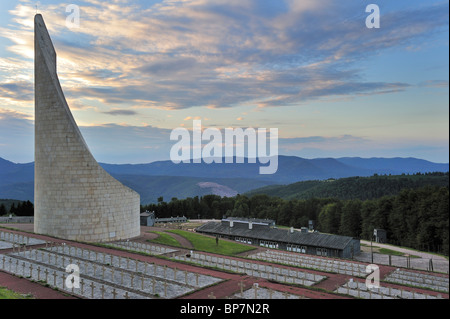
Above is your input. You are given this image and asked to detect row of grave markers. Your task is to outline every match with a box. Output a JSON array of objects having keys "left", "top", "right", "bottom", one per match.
[
  {"left": 0, "top": 255, "right": 152, "bottom": 299},
  {"left": 175, "top": 252, "right": 326, "bottom": 286},
  {"left": 205, "top": 281, "right": 306, "bottom": 299},
  {"left": 253, "top": 248, "right": 449, "bottom": 294},
  {"left": 1, "top": 243, "right": 222, "bottom": 299},
  {"left": 335, "top": 279, "right": 445, "bottom": 299},
  {"left": 235, "top": 282, "right": 307, "bottom": 299},
  {"left": 385, "top": 269, "right": 449, "bottom": 293},
  {"left": 0, "top": 230, "right": 45, "bottom": 246},
  {"left": 108, "top": 240, "right": 177, "bottom": 255},
  {"left": 250, "top": 250, "right": 367, "bottom": 277},
  {"left": 44, "top": 244, "right": 211, "bottom": 287}
]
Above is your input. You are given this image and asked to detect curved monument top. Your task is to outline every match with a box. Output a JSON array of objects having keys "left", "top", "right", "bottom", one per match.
[
  {"left": 35, "top": 14, "right": 56, "bottom": 71},
  {"left": 34, "top": 13, "right": 91, "bottom": 155}
]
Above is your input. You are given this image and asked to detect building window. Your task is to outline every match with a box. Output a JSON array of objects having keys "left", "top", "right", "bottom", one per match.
[
  {"left": 235, "top": 237, "right": 252, "bottom": 244},
  {"left": 260, "top": 240, "right": 277, "bottom": 248},
  {"left": 287, "top": 244, "right": 305, "bottom": 253}
]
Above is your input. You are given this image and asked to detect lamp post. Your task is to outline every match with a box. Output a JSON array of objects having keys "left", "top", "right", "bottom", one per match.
[{"left": 371, "top": 235, "right": 374, "bottom": 264}]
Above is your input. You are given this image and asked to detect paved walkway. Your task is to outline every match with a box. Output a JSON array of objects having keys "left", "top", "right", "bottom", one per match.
[
  {"left": 139, "top": 226, "right": 195, "bottom": 249},
  {"left": 357, "top": 240, "right": 449, "bottom": 273},
  {"left": 0, "top": 271, "right": 77, "bottom": 299}
]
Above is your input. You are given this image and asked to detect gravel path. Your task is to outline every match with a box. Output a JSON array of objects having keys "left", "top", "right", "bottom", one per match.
[
  {"left": 357, "top": 240, "right": 449, "bottom": 273},
  {"left": 360, "top": 240, "right": 448, "bottom": 261}
]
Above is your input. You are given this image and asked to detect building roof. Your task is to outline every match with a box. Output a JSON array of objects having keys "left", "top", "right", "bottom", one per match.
[
  {"left": 196, "top": 221, "right": 356, "bottom": 250},
  {"left": 222, "top": 217, "right": 275, "bottom": 226},
  {"left": 140, "top": 212, "right": 153, "bottom": 217},
  {"left": 155, "top": 216, "right": 187, "bottom": 222}
]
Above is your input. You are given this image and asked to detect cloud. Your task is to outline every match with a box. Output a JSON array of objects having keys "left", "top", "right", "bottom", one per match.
[
  {"left": 0, "top": 0, "right": 447, "bottom": 164},
  {"left": 1, "top": 0, "right": 447, "bottom": 113},
  {"left": 78, "top": 123, "right": 173, "bottom": 163},
  {"left": 0, "top": 81, "right": 34, "bottom": 102},
  {"left": 135, "top": 57, "right": 198, "bottom": 76},
  {"left": 0, "top": 108, "right": 32, "bottom": 121},
  {"left": 0, "top": 108, "right": 34, "bottom": 162},
  {"left": 279, "top": 135, "right": 371, "bottom": 151},
  {"left": 102, "top": 109, "right": 139, "bottom": 116},
  {"left": 0, "top": 108, "right": 173, "bottom": 164},
  {"left": 277, "top": 134, "right": 449, "bottom": 163},
  {"left": 0, "top": 109, "right": 447, "bottom": 164},
  {"left": 418, "top": 80, "right": 449, "bottom": 88}
]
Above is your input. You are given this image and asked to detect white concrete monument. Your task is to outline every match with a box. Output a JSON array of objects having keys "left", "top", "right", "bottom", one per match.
[{"left": 34, "top": 14, "right": 140, "bottom": 242}]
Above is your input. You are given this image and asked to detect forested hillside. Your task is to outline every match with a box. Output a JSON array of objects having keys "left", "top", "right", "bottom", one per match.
[
  {"left": 142, "top": 185, "right": 449, "bottom": 255},
  {"left": 244, "top": 172, "right": 449, "bottom": 200},
  {"left": 0, "top": 199, "right": 34, "bottom": 216}
]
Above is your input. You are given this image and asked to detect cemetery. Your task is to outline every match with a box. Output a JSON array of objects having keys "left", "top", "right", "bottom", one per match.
[
  {"left": 174, "top": 252, "right": 326, "bottom": 286},
  {"left": 0, "top": 231, "right": 223, "bottom": 299},
  {"left": 0, "top": 227, "right": 449, "bottom": 299},
  {"left": 249, "top": 249, "right": 368, "bottom": 277},
  {"left": 105, "top": 240, "right": 178, "bottom": 256},
  {"left": 231, "top": 283, "right": 306, "bottom": 299},
  {"left": 0, "top": 231, "right": 47, "bottom": 249},
  {"left": 334, "top": 278, "right": 445, "bottom": 299},
  {"left": 384, "top": 269, "right": 449, "bottom": 293}
]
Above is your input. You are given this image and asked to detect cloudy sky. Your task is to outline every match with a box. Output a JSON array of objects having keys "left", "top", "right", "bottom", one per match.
[{"left": 0, "top": 0, "right": 448, "bottom": 164}]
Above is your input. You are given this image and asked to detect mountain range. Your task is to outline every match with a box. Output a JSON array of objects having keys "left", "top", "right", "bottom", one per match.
[{"left": 0, "top": 156, "right": 448, "bottom": 204}]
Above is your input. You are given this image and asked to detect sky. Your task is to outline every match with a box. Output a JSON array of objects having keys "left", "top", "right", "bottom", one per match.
[{"left": 0, "top": 0, "right": 448, "bottom": 164}]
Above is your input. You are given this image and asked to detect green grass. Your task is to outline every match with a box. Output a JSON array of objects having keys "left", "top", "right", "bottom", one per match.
[
  {"left": 146, "top": 231, "right": 182, "bottom": 248},
  {"left": 166, "top": 229, "right": 255, "bottom": 256},
  {"left": 378, "top": 248, "right": 420, "bottom": 258},
  {"left": 0, "top": 286, "right": 33, "bottom": 299}
]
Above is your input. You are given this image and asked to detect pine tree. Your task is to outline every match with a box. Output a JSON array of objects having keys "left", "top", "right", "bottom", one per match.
[
  {"left": 0, "top": 204, "right": 7, "bottom": 216},
  {"left": 339, "top": 200, "right": 362, "bottom": 237}
]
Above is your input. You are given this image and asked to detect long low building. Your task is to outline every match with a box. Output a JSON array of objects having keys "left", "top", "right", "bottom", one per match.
[{"left": 196, "top": 218, "right": 360, "bottom": 259}]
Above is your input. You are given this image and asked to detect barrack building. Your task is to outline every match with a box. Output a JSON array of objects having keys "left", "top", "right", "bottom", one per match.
[{"left": 196, "top": 217, "right": 360, "bottom": 259}]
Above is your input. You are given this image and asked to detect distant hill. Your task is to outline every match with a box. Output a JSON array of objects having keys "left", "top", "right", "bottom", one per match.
[
  {"left": 0, "top": 155, "right": 448, "bottom": 204},
  {"left": 245, "top": 173, "right": 450, "bottom": 200},
  {"left": 100, "top": 156, "right": 449, "bottom": 183},
  {"left": 109, "top": 174, "right": 272, "bottom": 204},
  {"left": 336, "top": 157, "right": 449, "bottom": 175},
  {"left": 0, "top": 173, "right": 272, "bottom": 205},
  {"left": 0, "top": 158, "right": 34, "bottom": 186}
]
